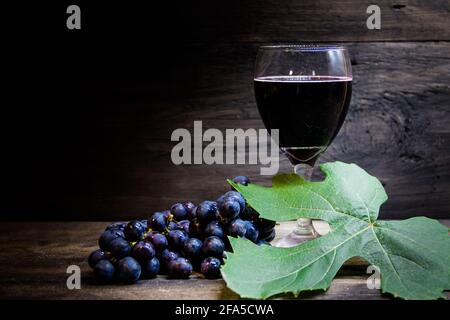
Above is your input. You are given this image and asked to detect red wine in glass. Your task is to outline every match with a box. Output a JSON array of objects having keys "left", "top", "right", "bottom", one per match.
[
  {"left": 254, "top": 75, "right": 352, "bottom": 166},
  {"left": 254, "top": 45, "right": 353, "bottom": 247}
]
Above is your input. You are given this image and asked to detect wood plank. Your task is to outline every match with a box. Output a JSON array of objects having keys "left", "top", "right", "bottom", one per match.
[
  {"left": 17, "top": 1, "right": 450, "bottom": 45},
  {"left": 165, "top": 0, "right": 450, "bottom": 42},
  {"left": 0, "top": 221, "right": 448, "bottom": 299},
  {"left": 7, "top": 41, "right": 449, "bottom": 220},
  {"left": 6, "top": 0, "right": 450, "bottom": 57}
]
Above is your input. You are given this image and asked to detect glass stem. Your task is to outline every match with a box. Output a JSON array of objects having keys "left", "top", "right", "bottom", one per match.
[{"left": 293, "top": 163, "right": 315, "bottom": 236}]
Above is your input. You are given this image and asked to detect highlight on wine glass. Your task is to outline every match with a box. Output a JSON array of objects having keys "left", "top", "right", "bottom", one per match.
[{"left": 253, "top": 45, "right": 352, "bottom": 247}]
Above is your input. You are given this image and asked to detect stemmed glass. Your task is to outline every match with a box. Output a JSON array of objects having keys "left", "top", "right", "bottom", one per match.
[{"left": 254, "top": 45, "right": 352, "bottom": 247}]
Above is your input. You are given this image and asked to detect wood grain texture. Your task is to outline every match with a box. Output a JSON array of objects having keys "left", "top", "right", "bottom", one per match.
[
  {"left": 3, "top": 2, "right": 450, "bottom": 220},
  {"left": 6, "top": 0, "right": 450, "bottom": 50},
  {"left": 9, "top": 41, "right": 450, "bottom": 220},
  {"left": 164, "top": 0, "right": 450, "bottom": 42},
  {"left": 1, "top": 221, "right": 448, "bottom": 299},
  {"left": 74, "top": 0, "right": 450, "bottom": 46}
]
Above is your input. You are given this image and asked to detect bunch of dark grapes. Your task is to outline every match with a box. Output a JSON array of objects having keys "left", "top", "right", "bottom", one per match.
[{"left": 88, "top": 175, "right": 276, "bottom": 283}]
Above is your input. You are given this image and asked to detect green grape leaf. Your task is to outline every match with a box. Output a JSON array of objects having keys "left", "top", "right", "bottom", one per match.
[{"left": 222, "top": 162, "right": 450, "bottom": 300}]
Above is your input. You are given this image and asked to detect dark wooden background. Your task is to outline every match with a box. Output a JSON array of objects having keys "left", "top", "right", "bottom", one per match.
[{"left": 3, "top": 0, "right": 450, "bottom": 220}]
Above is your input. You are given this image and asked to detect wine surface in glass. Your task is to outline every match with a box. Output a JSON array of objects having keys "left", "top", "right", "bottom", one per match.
[{"left": 254, "top": 75, "right": 352, "bottom": 165}]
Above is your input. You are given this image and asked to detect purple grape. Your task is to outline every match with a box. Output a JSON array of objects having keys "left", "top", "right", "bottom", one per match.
[
  {"left": 178, "top": 220, "right": 190, "bottom": 234},
  {"left": 232, "top": 176, "right": 250, "bottom": 186},
  {"left": 109, "top": 237, "right": 131, "bottom": 259},
  {"left": 105, "top": 221, "right": 126, "bottom": 231},
  {"left": 218, "top": 197, "right": 241, "bottom": 220},
  {"left": 200, "top": 257, "right": 221, "bottom": 279},
  {"left": 204, "top": 220, "right": 224, "bottom": 239},
  {"left": 168, "top": 257, "right": 193, "bottom": 279},
  {"left": 93, "top": 260, "right": 115, "bottom": 283},
  {"left": 223, "top": 191, "right": 246, "bottom": 211},
  {"left": 117, "top": 257, "right": 141, "bottom": 283},
  {"left": 244, "top": 220, "right": 259, "bottom": 243},
  {"left": 183, "top": 238, "right": 203, "bottom": 261},
  {"left": 88, "top": 249, "right": 110, "bottom": 269},
  {"left": 145, "top": 231, "right": 168, "bottom": 252},
  {"left": 196, "top": 201, "right": 218, "bottom": 223},
  {"left": 160, "top": 249, "right": 179, "bottom": 267},
  {"left": 170, "top": 203, "right": 188, "bottom": 220},
  {"left": 183, "top": 202, "right": 196, "bottom": 220},
  {"left": 228, "top": 218, "right": 247, "bottom": 238},
  {"left": 98, "top": 229, "right": 124, "bottom": 251},
  {"left": 202, "top": 236, "right": 224, "bottom": 258},
  {"left": 167, "top": 221, "right": 179, "bottom": 231},
  {"left": 124, "top": 220, "right": 146, "bottom": 242},
  {"left": 168, "top": 230, "right": 189, "bottom": 250},
  {"left": 132, "top": 241, "right": 156, "bottom": 263},
  {"left": 148, "top": 212, "right": 168, "bottom": 232},
  {"left": 142, "top": 257, "right": 160, "bottom": 278}
]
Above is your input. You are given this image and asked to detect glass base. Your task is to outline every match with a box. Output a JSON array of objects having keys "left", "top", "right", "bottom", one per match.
[
  {"left": 273, "top": 218, "right": 319, "bottom": 247},
  {"left": 273, "top": 230, "right": 318, "bottom": 247}
]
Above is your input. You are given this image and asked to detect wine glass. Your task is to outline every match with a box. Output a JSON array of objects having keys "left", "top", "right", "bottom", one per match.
[{"left": 254, "top": 45, "right": 352, "bottom": 247}]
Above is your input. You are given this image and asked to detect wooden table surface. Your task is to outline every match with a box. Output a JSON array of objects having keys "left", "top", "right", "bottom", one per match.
[{"left": 0, "top": 220, "right": 448, "bottom": 300}]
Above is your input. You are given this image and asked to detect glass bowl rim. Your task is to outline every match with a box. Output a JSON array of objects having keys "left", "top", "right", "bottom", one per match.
[{"left": 258, "top": 44, "right": 347, "bottom": 52}]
